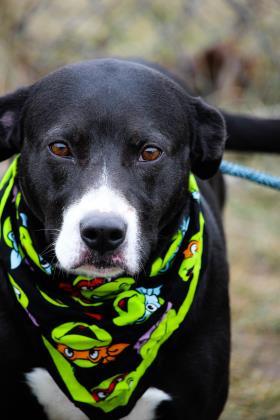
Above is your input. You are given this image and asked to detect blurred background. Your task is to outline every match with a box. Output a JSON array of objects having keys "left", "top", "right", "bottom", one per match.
[{"left": 0, "top": 0, "right": 279, "bottom": 418}]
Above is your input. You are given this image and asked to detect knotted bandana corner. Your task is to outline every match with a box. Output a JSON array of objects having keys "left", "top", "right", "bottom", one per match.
[{"left": 0, "top": 157, "right": 206, "bottom": 419}]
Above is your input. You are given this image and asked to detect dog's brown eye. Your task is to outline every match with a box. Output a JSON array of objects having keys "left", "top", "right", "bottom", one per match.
[
  {"left": 139, "top": 146, "right": 162, "bottom": 162},
  {"left": 49, "top": 142, "right": 72, "bottom": 158}
]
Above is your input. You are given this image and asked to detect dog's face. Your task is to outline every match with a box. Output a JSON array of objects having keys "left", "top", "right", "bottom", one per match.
[{"left": 0, "top": 59, "right": 226, "bottom": 278}]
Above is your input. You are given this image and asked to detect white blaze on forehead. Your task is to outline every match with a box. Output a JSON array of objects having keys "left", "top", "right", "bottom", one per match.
[{"left": 55, "top": 182, "right": 140, "bottom": 276}]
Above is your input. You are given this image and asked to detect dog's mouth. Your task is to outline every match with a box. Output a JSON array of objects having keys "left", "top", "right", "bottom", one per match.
[{"left": 70, "top": 251, "right": 127, "bottom": 278}]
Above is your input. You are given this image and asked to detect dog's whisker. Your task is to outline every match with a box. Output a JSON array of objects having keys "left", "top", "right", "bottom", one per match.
[
  {"left": 40, "top": 242, "right": 56, "bottom": 258},
  {"left": 35, "top": 228, "right": 60, "bottom": 233}
]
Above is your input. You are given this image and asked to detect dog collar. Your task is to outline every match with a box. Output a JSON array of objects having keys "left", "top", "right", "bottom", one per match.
[{"left": 0, "top": 157, "right": 205, "bottom": 419}]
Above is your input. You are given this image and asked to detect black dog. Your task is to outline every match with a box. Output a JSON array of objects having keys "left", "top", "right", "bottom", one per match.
[{"left": 0, "top": 59, "right": 278, "bottom": 420}]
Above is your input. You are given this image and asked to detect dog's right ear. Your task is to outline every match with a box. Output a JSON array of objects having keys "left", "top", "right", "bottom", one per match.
[{"left": 0, "top": 87, "right": 30, "bottom": 161}]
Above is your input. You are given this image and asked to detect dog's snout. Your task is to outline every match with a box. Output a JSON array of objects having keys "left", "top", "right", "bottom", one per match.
[{"left": 80, "top": 214, "right": 127, "bottom": 253}]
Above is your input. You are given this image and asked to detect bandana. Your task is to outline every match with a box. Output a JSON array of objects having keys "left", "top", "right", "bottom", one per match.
[{"left": 0, "top": 157, "right": 206, "bottom": 419}]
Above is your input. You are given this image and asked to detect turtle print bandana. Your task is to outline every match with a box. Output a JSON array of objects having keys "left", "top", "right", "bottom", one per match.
[{"left": 0, "top": 157, "right": 206, "bottom": 419}]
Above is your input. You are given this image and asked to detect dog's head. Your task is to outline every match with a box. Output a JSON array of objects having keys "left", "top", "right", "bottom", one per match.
[{"left": 0, "top": 59, "right": 226, "bottom": 278}]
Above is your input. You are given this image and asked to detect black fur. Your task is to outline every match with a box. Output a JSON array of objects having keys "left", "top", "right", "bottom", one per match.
[
  {"left": 224, "top": 111, "right": 280, "bottom": 153},
  {"left": 0, "top": 58, "right": 274, "bottom": 419}
]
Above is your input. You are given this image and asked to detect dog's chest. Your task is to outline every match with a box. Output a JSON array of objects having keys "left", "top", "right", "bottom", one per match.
[{"left": 26, "top": 368, "right": 171, "bottom": 420}]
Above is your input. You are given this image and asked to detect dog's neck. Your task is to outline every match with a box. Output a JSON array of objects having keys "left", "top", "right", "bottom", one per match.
[{"left": 148, "top": 193, "right": 192, "bottom": 265}]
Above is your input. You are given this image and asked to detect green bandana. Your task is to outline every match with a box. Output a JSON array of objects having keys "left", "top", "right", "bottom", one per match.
[{"left": 0, "top": 157, "right": 205, "bottom": 419}]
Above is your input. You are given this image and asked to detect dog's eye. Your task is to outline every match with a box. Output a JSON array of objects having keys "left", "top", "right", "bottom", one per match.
[
  {"left": 139, "top": 146, "right": 162, "bottom": 162},
  {"left": 49, "top": 142, "right": 72, "bottom": 158}
]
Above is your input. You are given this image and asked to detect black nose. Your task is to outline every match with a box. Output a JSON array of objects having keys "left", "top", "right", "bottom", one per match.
[{"left": 80, "top": 214, "right": 127, "bottom": 253}]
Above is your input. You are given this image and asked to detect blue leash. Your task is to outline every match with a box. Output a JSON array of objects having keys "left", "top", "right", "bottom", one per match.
[{"left": 220, "top": 160, "right": 280, "bottom": 191}]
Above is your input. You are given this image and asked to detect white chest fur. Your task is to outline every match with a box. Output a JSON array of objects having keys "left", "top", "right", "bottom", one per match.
[{"left": 26, "top": 368, "right": 171, "bottom": 420}]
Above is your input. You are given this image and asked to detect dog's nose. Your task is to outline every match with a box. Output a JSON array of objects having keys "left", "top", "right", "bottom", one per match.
[{"left": 80, "top": 214, "right": 127, "bottom": 253}]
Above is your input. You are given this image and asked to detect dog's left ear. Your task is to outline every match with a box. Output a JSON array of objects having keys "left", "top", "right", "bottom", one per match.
[
  {"left": 190, "top": 97, "right": 226, "bottom": 179},
  {"left": 0, "top": 86, "right": 30, "bottom": 161}
]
